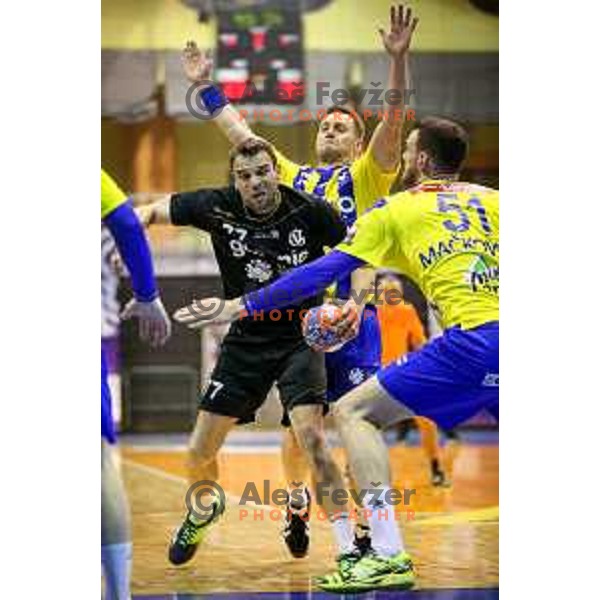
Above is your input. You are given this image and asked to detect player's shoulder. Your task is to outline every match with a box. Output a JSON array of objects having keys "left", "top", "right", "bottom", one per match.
[
  {"left": 101, "top": 168, "right": 121, "bottom": 195},
  {"left": 101, "top": 168, "right": 128, "bottom": 217},
  {"left": 191, "top": 185, "right": 235, "bottom": 206},
  {"left": 350, "top": 145, "right": 378, "bottom": 171},
  {"left": 279, "top": 184, "right": 330, "bottom": 212}
]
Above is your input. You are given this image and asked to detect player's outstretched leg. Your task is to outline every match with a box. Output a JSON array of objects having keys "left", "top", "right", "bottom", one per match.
[
  {"left": 168, "top": 410, "right": 234, "bottom": 565},
  {"left": 318, "top": 377, "right": 417, "bottom": 592},
  {"left": 281, "top": 426, "right": 312, "bottom": 558}
]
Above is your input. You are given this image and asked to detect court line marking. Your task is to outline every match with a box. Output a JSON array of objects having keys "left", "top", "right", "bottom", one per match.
[
  {"left": 417, "top": 506, "right": 499, "bottom": 526},
  {"left": 124, "top": 444, "right": 282, "bottom": 454},
  {"left": 124, "top": 457, "right": 498, "bottom": 525},
  {"left": 122, "top": 457, "right": 269, "bottom": 508}
]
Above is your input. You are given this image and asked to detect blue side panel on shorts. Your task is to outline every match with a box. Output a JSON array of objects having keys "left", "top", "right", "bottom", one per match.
[
  {"left": 101, "top": 348, "right": 117, "bottom": 444},
  {"left": 377, "top": 322, "right": 499, "bottom": 430},
  {"left": 326, "top": 305, "right": 381, "bottom": 402},
  {"left": 328, "top": 305, "right": 381, "bottom": 367},
  {"left": 325, "top": 363, "right": 379, "bottom": 402}
]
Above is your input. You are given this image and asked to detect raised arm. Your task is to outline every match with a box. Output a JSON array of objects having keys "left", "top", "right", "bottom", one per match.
[
  {"left": 367, "top": 5, "right": 418, "bottom": 171},
  {"left": 182, "top": 41, "right": 259, "bottom": 147}
]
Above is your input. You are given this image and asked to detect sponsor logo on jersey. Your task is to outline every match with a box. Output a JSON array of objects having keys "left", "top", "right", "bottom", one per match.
[
  {"left": 466, "top": 255, "right": 499, "bottom": 294},
  {"left": 288, "top": 228, "right": 306, "bottom": 247},
  {"left": 245, "top": 258, "right": 273, "bottom": 283}
]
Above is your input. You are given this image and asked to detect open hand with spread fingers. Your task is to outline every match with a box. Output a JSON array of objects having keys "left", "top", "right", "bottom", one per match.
[
  {"left": 378, "top": 4, "right": 419, "bottom": 59},
  {"left": 182, "top": 40, "right": 214, "bottom": 84}
]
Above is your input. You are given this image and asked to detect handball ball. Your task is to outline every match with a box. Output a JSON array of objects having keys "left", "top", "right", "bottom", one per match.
[{"left": 302, "top": 304, "right": 348, "bottom": 353}]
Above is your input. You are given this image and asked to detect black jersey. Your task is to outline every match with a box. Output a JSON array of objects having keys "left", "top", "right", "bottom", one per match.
[{"left": 170, "top": 184, "right": 347, "bottom": 335}]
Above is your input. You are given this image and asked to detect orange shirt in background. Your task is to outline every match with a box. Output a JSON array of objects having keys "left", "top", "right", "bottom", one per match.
[{"left": 378, "top": 301, "right": 426, "bottom": 366}]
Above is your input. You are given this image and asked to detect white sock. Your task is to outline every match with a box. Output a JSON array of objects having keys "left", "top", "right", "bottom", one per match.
[
  {"left": 331, "top": 513, "right": 355, "bottom": 555},
  {"left": 364, "top": 486, "right": 404, "bottom": 557},
  {"left": 101, "top": 542, "right": 132, "bottom": 600}
]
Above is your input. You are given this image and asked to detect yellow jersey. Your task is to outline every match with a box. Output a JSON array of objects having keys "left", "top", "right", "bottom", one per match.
[
  {"left": 275, "top": 146, "right": 397, "bottom": 226},
  {"left": 101, "top": 169, "right": 127, "bottom": 219},
  {"left": 275, "top": 146, "right": 397, "bottom": 298},
  {"left": 338, "top": 180, "right": 499, "bottom": 330}
]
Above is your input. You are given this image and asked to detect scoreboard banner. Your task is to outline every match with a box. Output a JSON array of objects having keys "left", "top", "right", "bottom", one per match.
[{"left": 215, "top": 3, "right": 305, "bottom": 106}]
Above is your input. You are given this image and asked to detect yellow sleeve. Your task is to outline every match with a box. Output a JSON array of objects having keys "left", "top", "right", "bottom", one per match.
[
  {"left": 337, "top": 200, "right": 394, "bottom": 268},
  {"left": 350, "top": 145, "right": 398, "bottom": 216},
  {"left": 101, "top": 169, "right": 127, "bottom": 219},
  {"left": 273, "top": 148, "right": 302, "bottom": 188}
]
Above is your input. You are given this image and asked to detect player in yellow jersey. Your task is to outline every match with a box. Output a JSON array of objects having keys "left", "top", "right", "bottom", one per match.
[
  {"left": 181, "top": 4, "right": 418, "bottom": 558},
  {"left": 179, "top": 117, "right": 499, "bottom": 591},
  {"left": 101, "top": 169, "right": 171, "bottom": 600}
]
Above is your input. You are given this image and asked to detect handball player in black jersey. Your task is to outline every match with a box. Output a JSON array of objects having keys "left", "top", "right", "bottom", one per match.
[{"left": 137, "top": 138, "right": 354, "bottom": 565}]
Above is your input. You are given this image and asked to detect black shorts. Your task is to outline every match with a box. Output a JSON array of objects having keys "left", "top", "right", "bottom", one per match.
[{"left": 198, "top": 323, "right": 327, "bottom": 425}]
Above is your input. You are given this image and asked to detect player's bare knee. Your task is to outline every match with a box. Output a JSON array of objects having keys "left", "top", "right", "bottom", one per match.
[
  {"left": 294, "top": 425, "right": 329, "bottom": 468},
  {"left": 332, "top": 395, "right": 364, "bottom": 425}
]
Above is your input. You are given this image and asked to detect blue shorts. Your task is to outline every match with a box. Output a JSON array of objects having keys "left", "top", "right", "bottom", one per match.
[
  {"left": 377, "top": 321, "right": 499, "bottom": 430},
  {"left": 326, "top": 305, "right": 381, "bottom": 402},
  {"left": 101, "top": 348, "right": 116, "bottom": 444}
]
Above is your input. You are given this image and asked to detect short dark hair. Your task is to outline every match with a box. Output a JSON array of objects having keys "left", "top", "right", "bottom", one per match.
[
  {"left": 324, "top": 105, "right": 366, "bottom": 140},
  {"left": 229, "top": 137, "right": 278, "bottom": 170},
  {"left": 415, "top": 117, "right": 469, "bottom": 173}
]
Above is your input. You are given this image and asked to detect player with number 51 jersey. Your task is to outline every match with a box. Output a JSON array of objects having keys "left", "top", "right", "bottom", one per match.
[{"left": 340, "top": 180, "right": 499, "bottom": 331}]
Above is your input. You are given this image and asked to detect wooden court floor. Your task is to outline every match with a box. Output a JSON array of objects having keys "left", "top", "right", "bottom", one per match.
[{"left": 120, "top": 439, "right": 498, "bottom": 597}]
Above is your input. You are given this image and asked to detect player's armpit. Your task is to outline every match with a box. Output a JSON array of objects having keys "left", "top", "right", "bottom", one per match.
[{"left": 350, "top": 149, "right": 398, "bottom": 216}]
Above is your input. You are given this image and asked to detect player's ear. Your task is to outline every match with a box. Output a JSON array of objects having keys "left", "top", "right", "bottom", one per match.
[
  {"left": 355, "top": 137, "right": 365, "bottom": 156},
  {"left": 416, "top": 151, "right": 429, "bottom": 173}
]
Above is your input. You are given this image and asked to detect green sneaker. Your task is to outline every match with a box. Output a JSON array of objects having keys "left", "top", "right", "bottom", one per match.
[
  {"left": 168, "top": 496, "right": 225, "bottom": 565},
  {"left": 317, "top": 550, "right": 415, "bottom": 593},
  {"left": 315, "top": 550, "right": 362, "bottom": 588}
]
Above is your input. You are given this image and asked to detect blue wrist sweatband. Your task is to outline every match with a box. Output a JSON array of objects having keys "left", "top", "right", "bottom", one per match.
[{"left": 200, "top": 85, "right": 229, "bottom": 114}]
